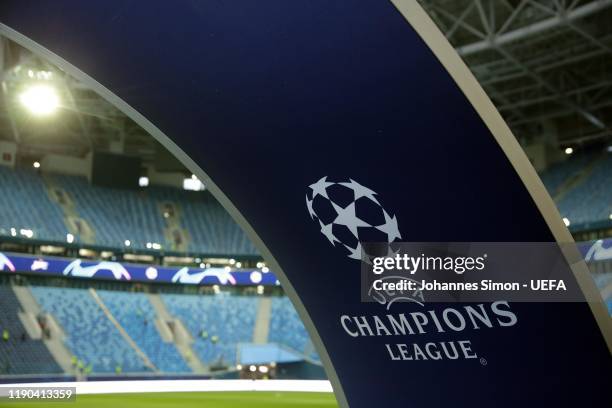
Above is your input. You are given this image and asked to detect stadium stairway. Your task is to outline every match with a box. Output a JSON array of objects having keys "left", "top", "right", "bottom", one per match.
[
  {"left": 89, "top": 288, "right": 157, "bottom": 372},
  {"left": 0, "top": 285, "right": 63, "bottom": 375},
  {"left": 147, "top": 293, "right": 206, "bottom": 373},
  {"left": 11, "top": 285, "right": 73, "bottom": 373},
  {"left": 158, "top": 202, "right": 191, "bottom": 253},
  {"left": 44, "top": 176, "right": 96, "bottom": 245},
  {"left": 253, "top": 297, "right": 272, "bottom": 344}
]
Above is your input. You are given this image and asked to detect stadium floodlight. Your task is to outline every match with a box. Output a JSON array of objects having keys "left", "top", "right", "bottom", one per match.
[
  {"left": 236, "top": 262, "right": 242, "bottom": 268},
  {"left": 138, "top": 177, "right": 149, "bottom": 187},
  {"left": 236, "top": 364, "right": 242, "bottom": 370},
  {"left": 249, "top": 365, "right": 257, "bottom": 372},
  {"left": 261, "top": 266, "right": 269, "bottom": 273},
  {"left": 19, "top": 84, "right": 59, "bottom": 116},
  {"left": 10, "top": 227, "right": 17, "bottom": 237},
  {"left": 183, "top": 177, "right": 205, "bottom": 191},
  {"left": 229, "top": 258, "right": 236, "bottom": 265},
  {"left": 258, "top": 365, "right": 269, "bottom": 373},
  {"left": 256, "top": 262, "right": 264, "bottom": 268},
  {"left": 20, "top": 229, "right": 33, "bottom": 238},
  {"left": 564, "top": 147, "right": 573, "bottom": 155},
  {"left": 33, "top": 161, "right": 40, "bottom": 169},
  {"left": 66, "top": 233, "right": 74, "bottom": 243},
  {"left": 562, "top": 217, "right": 571, "bottom": 227},
  {"left": 124, "top": 240, "right": 131, "bottom": 247},
  {"left": 223, "top": 266, "right": 231, "bottom": 272}
]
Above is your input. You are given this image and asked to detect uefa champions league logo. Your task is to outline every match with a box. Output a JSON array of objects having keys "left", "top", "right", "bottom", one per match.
[{"left": 306, "top": 177, "right": 401, "bottom": 260}]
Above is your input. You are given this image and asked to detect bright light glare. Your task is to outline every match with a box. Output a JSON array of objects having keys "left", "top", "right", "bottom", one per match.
[
  {"left": 33, "top": 161, "right": 40, "bottom": 169},
  {"left": 19, "top": 85, "right": 59, "bottom": 116},
  {"left": 564, "top": 147, "right": 573, "bottom": 155},
  {"left": 562, "top": 217, "right": 570, "bottom": 227},
  {"left": 66, "top": 233, "right": 74, "bottom": 243}
]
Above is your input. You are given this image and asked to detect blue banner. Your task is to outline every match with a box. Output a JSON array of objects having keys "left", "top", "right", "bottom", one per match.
[{"left": 0, "top": 252, "right": 278, "bottom": 286}]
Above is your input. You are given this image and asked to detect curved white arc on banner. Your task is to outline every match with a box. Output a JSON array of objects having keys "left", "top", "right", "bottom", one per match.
[
  {"left": 0, "top": 22, "right": 349, "bottom": 408},
  {"left": 391, "top": 0, "right": 611, "bottom": 351}
]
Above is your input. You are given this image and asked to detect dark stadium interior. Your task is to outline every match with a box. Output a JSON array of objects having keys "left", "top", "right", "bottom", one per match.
[{"left": 0, "top": 1, "right": 610, "bottom": 407}]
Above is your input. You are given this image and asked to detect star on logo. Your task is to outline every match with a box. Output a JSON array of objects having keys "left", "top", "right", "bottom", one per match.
[
  {"left": 340, "top": 179, "right": 380, "bottom": 205},
  {"left": 305, "top": 196, "right": 316, "bottom": 220},
  {"left": 344, "top": 242, "right": 363, "bottom": 260},
  {"left": 319, "top": 220, "right": 338, "bottom": 245},
  {"left": 309, "top": 176, "right": 334, "bottom": 199},
  {"left": 376, "top": 209, "right": 401, "bottom": 242},
  {"left": 331, "top": 201, "right": 370, "bottom": 238}
]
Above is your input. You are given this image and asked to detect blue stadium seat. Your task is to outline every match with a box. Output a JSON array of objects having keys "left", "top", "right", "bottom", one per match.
[
  {"left": 269, "top": 297, "right": 320, "bottom": 362},
  {"left": 0, "top": 167, "right": 66, "bottom": 241},
  {"left": 97, "top": 290, "right": 190, "bottom": 373},
  {"left": 556, "top": 155, "right": 612, "bottom": 228},
  {"left": 0, "top": 285, "right": 62, "bottom": 375},
  {"left": 31, "top": 286, "right": 149, "bottom": 373},
  {"left": 162, "top": 293, "right": 258, "bottom": 366}
]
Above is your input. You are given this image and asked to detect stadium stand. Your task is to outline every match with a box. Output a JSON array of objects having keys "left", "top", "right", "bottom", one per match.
[
  {"left": 0, "top": 285, "right": 62, "bottom": 375},
  {"left": 0, "top": 167, "right": 67, "bottom": 241},
  {"left": 268, "top": 297, "right": 313, "bottom": 358},
  {"left": 0, "top": 167, "right": 257, "bottom": 255},
  {"left": 96, "top": 290, "right": 190, "bottom": 373},
  {"left": 555, "top": 155, "right": 612, "bottom": 228},
  {"left": 539, "top": 152, "right": 594, "bottom": 197},
  {"left": 162, "top": 293, "right": 258, "bottom": 366},
  {"left": 31, "top": 286, "right": 149, "bottom": 374}
]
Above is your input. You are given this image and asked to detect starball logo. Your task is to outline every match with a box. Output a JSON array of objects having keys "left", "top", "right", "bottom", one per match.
[
  {"left": 305, "top": 177, "right": 401, "bottom": 260},
  {"left": 305, "top": 177, "right": 519, "bottom": 363}
]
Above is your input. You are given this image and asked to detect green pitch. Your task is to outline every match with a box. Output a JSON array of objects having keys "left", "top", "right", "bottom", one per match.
[{"left": 1, "top": 392, "right": 339, "bottom": 407}]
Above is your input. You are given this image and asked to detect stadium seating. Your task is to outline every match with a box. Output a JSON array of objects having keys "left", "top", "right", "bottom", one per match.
[
  {"left": 96, "top": 290, "right": 189, "bottom": 373},
  {"left": 0, "top": 166, "right": 67, "bottom": 241},
  {"left": 31, "top": 286, "right": 149, "bottom": 373},
  {"left": 268, "top": 297, "right": 319, "bottom": 361},
  {"left": 162, "top": 293, "right": 258, "bottom": 366},
  {"left": 539, "top": 153, "right": 593, "bottom": 197},
  {"left": 0, "top": 167, "right": 257, "bottom": 255},
  {"left": 555, "top": 155, "right": 612, "bottom": 228},
  {"left": 0, "top": 285, "right": 62, "bottom": 375}
]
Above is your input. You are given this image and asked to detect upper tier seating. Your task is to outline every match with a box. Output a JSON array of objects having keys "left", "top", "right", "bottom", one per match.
[
  {"left": 0, "top": 167, "right": 67, "bottom": 241},
  {"left": 0, "top": 285, "right": 62, "bottom": 375},
  {"left": 162, "top": 293, "right": 258, "bottom": 366},
  {"left": 539, "top": 153, "right": 592, "bottom": 197},
  {"left": 0, "top": 166, "right": 257, "bottom": 255},
  {"left": 555, "top": 155, "right": 612, "bottom": 228},
  {"left": 96, "top": 290, "right": 189, "bottom": 373},
  {"left": 31, "top": 286, "right": 148, "bottom": 373}
]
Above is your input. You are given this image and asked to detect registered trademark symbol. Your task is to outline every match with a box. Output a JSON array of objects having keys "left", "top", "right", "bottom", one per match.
[{"left": 480, "top": 357, "right": 487, "bottom": 366}]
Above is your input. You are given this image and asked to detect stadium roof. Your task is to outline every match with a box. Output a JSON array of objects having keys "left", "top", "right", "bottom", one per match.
[
  {"left": 419, "top": 0, "right": 612, "bottom": 147},
  {"left": 1, "top": 1, "right": 610, "bottom": 162}
]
